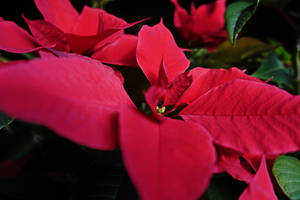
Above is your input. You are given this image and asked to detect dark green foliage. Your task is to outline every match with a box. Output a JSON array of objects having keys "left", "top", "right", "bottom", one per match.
[
  {"left": 252, "top": 51, "right": 294, "bottom": 89},
  {"left": 225, "top": 0, "right": 260, "bottom": 44},
  {"left": 0, "top": 112, "right": 13, "bottom": 130}
]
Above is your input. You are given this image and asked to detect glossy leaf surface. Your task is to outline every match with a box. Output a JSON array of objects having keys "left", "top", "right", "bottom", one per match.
[
  {"left": 225, "top": 0, "right": 259, "bottom": 44},
  {"left": 252, "top": 51, "right": 294, "bottom": 89},
  {"left": 273, "top": 155, "right": 300, "bottom": 200}
]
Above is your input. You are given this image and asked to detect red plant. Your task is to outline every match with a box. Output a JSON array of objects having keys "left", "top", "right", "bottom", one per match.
[
  {"left": 0, "top": 0, "right": 145, "bottom": 66},
  {"left": 170, "top": 0, "right": 227, "bottom": 51},
  {"left": 0, "top": 17, "right": 299, "bottom": 199}
]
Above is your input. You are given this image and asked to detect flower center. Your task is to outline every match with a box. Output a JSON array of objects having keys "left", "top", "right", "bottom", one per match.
[{"left": 156, "top": 106, "right": 166, "bottom": 115}]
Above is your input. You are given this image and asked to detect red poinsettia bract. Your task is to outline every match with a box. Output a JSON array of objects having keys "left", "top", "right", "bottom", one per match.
[
  {"left": 128, "top": 21, "right": 300, "bottom": 199},
  {"left": 0, "top": 0, "right": 143, "bottom": 66},
  {"left": 0, "top": 54, "right": 133, "bottom": 150},
  {"left": 0, "top": 20, "right": 300, "bottom": 200},
  {"left": 170, "top": 0, "right": 227, "bottom": 50}
]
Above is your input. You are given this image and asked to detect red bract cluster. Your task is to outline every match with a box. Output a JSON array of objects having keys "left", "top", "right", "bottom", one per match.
[
  {"left": 170, "top": 0, "right": 227, "bottom": 51},
  {"left": 0, "top": 0, "right": 144, "bottom": 66},
  {"left": 0, "top": 0, "right": 299, "bottom": 199}
]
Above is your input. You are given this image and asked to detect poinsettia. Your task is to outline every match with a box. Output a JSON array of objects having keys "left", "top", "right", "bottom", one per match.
[
  {"left": 0, "top": 20, "right": 300, "bottom": 200},
  {"left": 116, "top": 21, "right": 218, "bottom": 200},
  {"left": 170, "top": 0, "right": 227, "bottom": 51},
  {"left": 0, "top": 20, "right": 213, "bottom": 200},
  {"left": 0, "top": 0, "right": 144, "bottom": 66},
  {"left": 0, "top": 20, "right": 217, "bottom": 199},
  {"left": 127, "top": 20, "right": 300, "bottom": 199}
]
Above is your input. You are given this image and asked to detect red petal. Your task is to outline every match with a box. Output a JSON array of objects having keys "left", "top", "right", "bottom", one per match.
[
  {"left": 190, "top": 2, "right": 196, "bottom": 15},
  {"left": 92, "top": 30, "right": 124, "bottom": 53},
  {"left": 98, "top": 9, "right": 147, "bottom": 32},
  {"left": 0, "top": 20, "right": 41, "bottom": 53},
  {"left": 215, "top": 146, "right": 254, "bottom": 183},
  {"left": 69, "top": 6, "right": 146, "bottom": 54},
  {"left": 72, "top": 6, "right": 133, "bottom": 36},
  {"left": 137, "top": 20, "right": 190, "bottom": 85},
  {"left": 163, "top": 72, "right": 192, "bottom": 106},
  {"left": 65, "top": 7, "right": 144, "bottom": 54},
  {"left": 182, "top": 79, "right": 300, "bottom": 155},
  {"left": 193, "top": 0, "right": 226, "bottom": 36},
  {"left": 71, "top": 6, "right": 102, "bottom": 36},
  {"left": 0, "top": 54, "right": 132, "bottom": 150},
  {"left": 91, "top": 34, "right": 138, "bottom": 67},
  {"left": 243, "top": 154, "right": 278, "bottom": 173},
  {"left": 92, "top": 16, "right": 148, "bottom": 52},
  {"left": 170, "top": 0, "right": 193, "bottom": 40},
  {"left": 23, "top": 16, "right": 70, "bottom": 52},
  {"left": 239, "top": 156, "right": 277, "bottom": 200},
  {"left": 38, "top": 49, "right": 57, "bottom": 58},
  {"left": 34, "top": 0, "right": 79, "bottom": 33},
  {"left": 176, "top": 67, "right": 260, "bottom": 106},
  {"left": 65, "top": 33, "right": 103, "bottom": 54},
  {"left": 119, "top": 106, "right": 216, "bottom": 200}
]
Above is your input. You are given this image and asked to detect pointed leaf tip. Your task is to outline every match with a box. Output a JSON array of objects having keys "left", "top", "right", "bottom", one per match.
[
  {"left": 34, "top": 0, "right": 79, "bottom": 33},
  {"left": 225, "top": 0, "right": 259, "bottom": 44},
  {"left": 137, "top": 21, "right": 190, "bottom": 85},
  {"left": 239, "top": 156, "right": 277, "bottom": 200}
]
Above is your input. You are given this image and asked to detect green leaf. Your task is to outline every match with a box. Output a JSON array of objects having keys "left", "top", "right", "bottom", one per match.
[
  {"left": 188, "top": 37, "right": 275, "bottom": 69},
  {"left": 252, "top": 51, "right": 294, "bottom": 89},
  {"left": 211, "top": 37, "right": 275, "bottom": 65},
  {"left": 275, "top": 46, "right": 292, "bottom": 65},
  {"left": 0, "top": 56, "right": 9, "bottom": 63},
  {"left": 262, "top": 40, "right": 293, "bottom": 65},
  {"left": 225, "top": 0, "right": 260, "bottom": 44},
  {"left": 91, "top": 0, "right": 109, "bottom": 9},
  {"left": 273, "top": 155, "right": 300, "bottom": 200},
  {"left": 22, "top": 53, "right": 36, "bottom": 60},
  {"left": 0, "top": 111, "right": 13, "bottom": 130}
]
